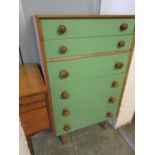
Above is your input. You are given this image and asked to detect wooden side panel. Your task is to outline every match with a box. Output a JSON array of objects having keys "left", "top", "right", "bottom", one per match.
[
  {"left": 33, "top": 16, "right": 56, "bottom": 134},
  {"left": 20, "top": 94, "right": 45, "bottom": 105},
  {"left": 20, "top": 100, "right": 46, "bottom": 113},
  {"left": 20, "top": 107, "right": 49, "bottom": 135}
]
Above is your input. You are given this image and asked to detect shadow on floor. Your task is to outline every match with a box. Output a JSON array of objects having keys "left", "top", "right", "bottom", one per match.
[{"left": 32, "top": 124, "right": 134, "bottom": 155}]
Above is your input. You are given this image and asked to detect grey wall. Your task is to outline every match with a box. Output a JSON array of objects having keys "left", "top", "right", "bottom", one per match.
[{"left": 20, "top": 0, "right": 101, "bottom": 64}]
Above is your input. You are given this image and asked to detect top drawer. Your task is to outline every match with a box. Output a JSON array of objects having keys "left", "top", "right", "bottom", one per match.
[{"left": 40, "top": 19, "right": 135, "bottom": 40}]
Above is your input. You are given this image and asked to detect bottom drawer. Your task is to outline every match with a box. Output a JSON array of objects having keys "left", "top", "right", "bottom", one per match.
[
  {"left": 55, "top": 104, "right": 118, "bottom": 136},
  {"left": 20, "top": 107, "right": 49, "bottom": 135}
]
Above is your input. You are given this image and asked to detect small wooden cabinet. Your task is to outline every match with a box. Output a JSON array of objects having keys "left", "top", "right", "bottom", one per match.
[
  {"left": 19, "top": 64, "right": 50, "bottom": 154},
  {"left": 34, "top": 15, "right": 135, "bottom": 142}
]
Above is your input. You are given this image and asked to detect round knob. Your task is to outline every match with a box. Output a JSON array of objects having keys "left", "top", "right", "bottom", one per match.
[
  {"left": 59, "top": 45, "right": 68, "bottom": 54},
  {"left": 62, "top": 109, "right": 70, "bottom": 116},
  {"left": 60, "top": 70, "right": 69, "bottom": 79},
  {"left": 107, "top": 112, "right": 113, "bottom": 118},
  {"left": 109, "top": 97, "right": 116, "bottom": 103},
  {"left": 61, "top": 91, "right": 69, "bottom": 99},
  {"left": 58, "top": 25, "right": 67, "bottom": 34},
  {"left": 115, "top": 62, "right": 123, "bottom": 69},
  {"left": 112, "top": 81, "right": 119, "bottom": 88},
  {"left": 118, "top": 41, "right": 125, "bottom": 48},
  {"left": 120, "top": 23, "right": 128, "bottom": 30},
  {"left": 64, "top": 124, "right": 71, "bottom": 131}
]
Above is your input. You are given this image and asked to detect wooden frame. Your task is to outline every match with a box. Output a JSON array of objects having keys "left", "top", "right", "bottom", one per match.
[
  {"left": 35, "top": 14, "right": 134, "bottom": 19},
  {"left": 33, "top": 15, "right": 135, "bottom": 136}
]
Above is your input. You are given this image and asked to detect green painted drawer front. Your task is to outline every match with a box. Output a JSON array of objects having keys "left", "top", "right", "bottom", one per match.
[
  {"left": 47, "top": 52, "right": 129, "bottom": 85},
  {"left": 44, "top": 35, "right": 133, "bottom": 58},
  {"left": 55, "top": 105, "right": 118, "bottom": 136},
  {"left": 51, "top": 74, "right": 125, "bottom": 121},
  {"left": 41, "top": 19, "right": 134, "bottom": 40},
  {"left": 49, "top": 73, "right": 125, "bottom": 135}
]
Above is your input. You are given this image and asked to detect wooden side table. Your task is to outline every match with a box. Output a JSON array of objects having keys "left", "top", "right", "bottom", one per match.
[{"left": 19, "top": 64, "right": 50, "bottom": 155}]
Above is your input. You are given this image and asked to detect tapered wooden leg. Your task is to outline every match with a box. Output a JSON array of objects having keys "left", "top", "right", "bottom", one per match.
[
  {"left": 26, "top": 135, "right": 34, "bottom": 155},
  {"left": 59, "top": 135, "right": 68, "bottom": 144},
  {"left": 102, "top": 120, "right": 109, "bottom": 129}
]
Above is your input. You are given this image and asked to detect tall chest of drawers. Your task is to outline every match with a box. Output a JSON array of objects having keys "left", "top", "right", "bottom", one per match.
[{"left": 34, "top": 15, "right": 135, "bottom": 141}]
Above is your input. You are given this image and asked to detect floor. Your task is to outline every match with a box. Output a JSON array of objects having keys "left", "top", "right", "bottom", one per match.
[{"left": 32, "top": 122, "right": 135, "bottom": 155}]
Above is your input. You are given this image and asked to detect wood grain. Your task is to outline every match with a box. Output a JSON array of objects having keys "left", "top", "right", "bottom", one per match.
[
  {"left": 20, "top": 100, "right": 46, "bottom": 114},
  {"left": 19, "top": 64, "right": 47, "bottom": 98},
  {"left": 20, "top": 107, "right": 49, "bottom": 135},
  {"left": 35, "top": 15, "right": 135, "bottom": 19},
  {"left": 20, "top": 94, "right": 45, "bottom": 105},
  {"left": 46, "top": 50, "right": 129, "bottom": 62},
  {"left": 34, "top": 16, "right": 56, "bottom": 134}
]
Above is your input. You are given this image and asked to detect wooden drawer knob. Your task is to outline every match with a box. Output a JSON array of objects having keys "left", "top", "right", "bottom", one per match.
[
  {"left": 107, "top": 112, "right": 113, "bottom": 118},
  {"left": 118, "top": 41, "right": 125, "bottom": 48},
  {"left": 120, "top": 23, "right": 128, "bottom": 30},
  {"left": 59, "top": 45, "right": 68, "bottom": 54},
  {"left": 60, "top": 70, "right": 69, "bottom": 79},
  {"left": 115, "top": 62, "right": 123, "bottom": 69},
  {"left": 62, "top": 109, "right": 70, "bottom": 116},
  {"left": 64, "top": 124, "right": 71, "bottom": 131},
  {"left": 109, "top": 97, "right": 116, "bottom": 103},
  {"left": 61, "top": 91, "right": 69, "bottom": 99},
  {"left": 112, "top": 81, "right": 119, "bottom": 88},
  {"left": 58, "top": 25, "right": 67, "bottom": 33}
]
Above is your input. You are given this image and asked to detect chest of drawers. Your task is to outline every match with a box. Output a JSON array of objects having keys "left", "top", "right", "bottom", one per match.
[{"left": 34, "top": 15, "right": 135, "bottom": 141}]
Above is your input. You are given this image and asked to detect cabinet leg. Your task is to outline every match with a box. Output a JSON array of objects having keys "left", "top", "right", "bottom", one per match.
[
  {"left": 59, "top": 135, "right": 68, "bottom": 144},
  {"left": 102, "top": 120, "right": 109, "bottom": 129},
  {"left": 26, "top": 135, "right": 35, "bottom": 155}
]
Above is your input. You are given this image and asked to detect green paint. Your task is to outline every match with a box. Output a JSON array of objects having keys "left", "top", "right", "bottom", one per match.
[
  {"left": 47, "top": 52, "right": 129, "bottom": 85},
  {"left": 44, "top": 35, "right": 133, "bottom": 58},
  {"left": 50, "top": 73, "right": 125, "bottom": 118},
  {"left": 57, "top": 103, "right": 120, "bottom": 136},
  {"left": 41, "top": 18, "right": 134, "bottom": 136},
  {"left": 47, "top": 53, "right": 129, "bottom": 135},
  {"left": 41, "top": 19, "right": 134, "bottom": 40}
]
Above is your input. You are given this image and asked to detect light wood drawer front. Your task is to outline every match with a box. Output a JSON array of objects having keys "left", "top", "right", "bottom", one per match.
[
  {"left": 19, "top": 100, "right": 46, "bottom": 114},
  {"left": 44, "top": 35, "right": 133, "bottom": 58},
  {"left": 55, "top": 106, "right": 118, "bottom": 136},
  {"left": 47, "top": 52, "right": 129, "bottom": 85},
  {"left": 20, "top": 94, "right": 45, "bottom": 105},
  {"left": 51, "top": 73, "right": 125, "bottom": 118},
  {"left": 20, "top": 107, "right": 49, "bottom": 135},
  {"left": 41, "top": 19, "right": 134, "bottom": 40}
]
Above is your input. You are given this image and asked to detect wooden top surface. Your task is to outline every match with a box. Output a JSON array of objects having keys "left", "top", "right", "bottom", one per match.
[
  {"left": 35, "top": 14, "right": 135, "bottom": 19},
  {"left": 19, "top": 64, "right": 47, "bottom": 98}
]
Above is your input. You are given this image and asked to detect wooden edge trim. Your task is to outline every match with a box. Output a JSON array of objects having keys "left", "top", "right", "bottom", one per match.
[
  {"left": 34, "top": 16, "right": 56, "bottom": 135},
  {"left": 34, "top": 14, "right": 135, "bottom": 19},
  {"left": 116, "top": 35, "right": 135, "bottom": 116},
  {"left": 46, "top": 50, "right": 129, "bottom": 63}
]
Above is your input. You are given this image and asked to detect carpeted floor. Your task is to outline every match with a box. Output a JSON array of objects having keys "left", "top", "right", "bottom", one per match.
[{"left": 32, "top": 122, "right": 135, "bottom": 155}]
